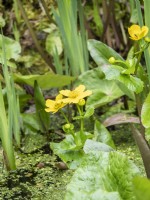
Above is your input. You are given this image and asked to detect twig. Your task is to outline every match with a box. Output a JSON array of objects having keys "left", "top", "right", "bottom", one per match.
[{"left": 17, "top": 0, "right": 56, "bottom": 72}]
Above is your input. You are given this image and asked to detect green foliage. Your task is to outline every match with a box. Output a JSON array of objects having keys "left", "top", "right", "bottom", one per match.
[
  {"left": 73, "top": 107, "right": 94, "bottom": 120},
  {"left": 34, "top": 81, "right": 50, "bottom": 133},
  {"left": 88, "top": 39, "right": 123, "bottom": 66},
  {"left": 0, "top": 34, "right": 21, "bottom": 68},
  {"left": 133, "top": 176, "right": 150, "bottom": 200},
  {"left": 0, "top": 82, "right": 16, "bottom": 170},
  {"left": 83, "top": 139, "right": 114, "bottom": 153},
  {"left": 94, "top": 120, "right": 115, "bottom": 149},
  {"left": 21, "top": 113, "right": 43, "bottom": 135},
  {"left": 65, "top": 151, "right": 140, "bottom": 200},
  {"left": 53, "top": 0, "right": 89, "bottom": 75},
  {"left": 50, "top": 134, "right": 85, "bottom": 169},
  {"left": 77, "top": 67, "right": 123, "bottom": 108},
  {"left": 45, "top": 30, "right": 63, "bottom": 56},
  {"left": 101, "top": 64, "right": 143, "bottom": 94},
  {"left": 14, "top": 72, "right": 75, "bottom": 90},
  {"left": 92, "top": 0, "right": 103, "bottom": 36},
  {"left": 141, "top": 92, "right": 150, "bottom": 128},
  {"left": 88, "top": 39, "right": 143, "bottom": 95},
  {"left": 144, "top": 0, "right": 150, "bottom": 83}
]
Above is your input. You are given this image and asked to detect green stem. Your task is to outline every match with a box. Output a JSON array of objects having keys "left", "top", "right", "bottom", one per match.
[
  {"left": 131, "top": 125, "right": 150, "bottom": 178},
  {"left": 39, "top": 0, "right": 55, "bottom": 24},
  {"left": 134, "top": 51, "right": 142, "bottom": 74},
  {"left": 76, "top": 105, "right": 84, "bottom": 132},
  {"left": 60, "top": 110, "right": 70, "bottom": 124}
]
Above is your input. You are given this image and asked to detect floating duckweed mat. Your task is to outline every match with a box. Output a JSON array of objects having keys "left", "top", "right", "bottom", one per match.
[{"left": 0, "top": 147, "right": 73, "bottom": 200}]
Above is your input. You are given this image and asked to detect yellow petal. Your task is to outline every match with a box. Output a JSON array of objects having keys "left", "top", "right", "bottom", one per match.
[
  {"left": 59, "top": 89, "right": 71, "bottom": 97},
  {"left": 79, "top": 90, "right": 92, "bottom": 99},
  {"left": 141, "top": 26, "right": 149, "bottom": 37},
  {"left": 45, "top": 99, "right": 55, "bottom": 107},
  {"left": 56, "top": 94, "right": 63, "bottom": 101},
  {"left": 75, "top": 85, "right": 85, "bottom": 93},
  {"left": 128, "top": 25, "right": 140, "bottom": 36},
  {"left": 45, "top": 107, "right": 52, "bottom": 112}
]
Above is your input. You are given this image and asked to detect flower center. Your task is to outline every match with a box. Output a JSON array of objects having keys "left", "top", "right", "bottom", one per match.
[
  {"left": 69, "top": 91, "right": 79, "bottom": 98},
  {"left": 54, "top": 102, "right": 61, "bottom": 109},
  {"left": 134, "top": 33, "right": 138, "bottom": 38}
]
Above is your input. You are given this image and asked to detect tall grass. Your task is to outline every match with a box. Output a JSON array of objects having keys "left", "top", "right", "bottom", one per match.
[
  {"left": 135, "top": 0, "right": 150, "bottom": 83},
  {"left": 53, "top": 0, "right": 89, "bottom": 76},
  {"left": 0, "top": 25, "right": 21, "bottom": 170}
]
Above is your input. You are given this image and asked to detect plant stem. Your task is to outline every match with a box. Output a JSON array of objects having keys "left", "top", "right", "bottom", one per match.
[
  {"left": 39, "top": 0, "right": 55, "bottom": 24},
  {"left": 131, "top": 125, "right": 150, "bottom": 178},
  {"left": 60, "top": 110, "right": 70, "bottom": 124},
  {"left": 76, "top": 105, "right": 84, "bottom": 132}
]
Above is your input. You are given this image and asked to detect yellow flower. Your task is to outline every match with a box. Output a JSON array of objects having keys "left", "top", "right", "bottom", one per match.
[
  {"left": 128, "top": 25, "right": 149, "bottom": 40},
  {"left": 59, "top": 85, "right": 92, "bottom": 104},
  {"left": 45, "top": 94, "right": 66, "bottom": 113}
]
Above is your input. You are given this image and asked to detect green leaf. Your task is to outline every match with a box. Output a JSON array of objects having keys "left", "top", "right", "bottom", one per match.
[
  {"left": 83, "top": 139, "right": 114, "bottom": 153},
  {"left": 73, "top": 107, "right": 94, "bottom": 120},
  {"left": 101, "top": 65, "right": 143, "bottom": 94},
  {"left": 145, "top": 128, "right": 150, "bottom": 143},
  {"left": 21, "top": 113, "right": 42, "bottom": 134},
  {"left": 34, "top": 80, "right": 50, "bottom": 133},
  {"left": 94, "top": 120, "right": 115, "bottom": 148},
  {"left": 84, "top": 107, "right": 95, "bottom": 118},
  {"left": 50, "top": 134, "right": 84, "bottom": 169},
  {"left": 65, "top": 151, "right": 140, "bottom": 200},
  {"left": 0, "top": 34, "right": 21, "bottom": 61},
  {"left": 76, "top": 67, "right": 123, "bottom": 108},
  {"left": 141, "top": 92, "right": 150, "bottom": 128},
  {"left": 74, "top": 131, "right": 93, "bottom": 147},
  {"left": 88, "top": 39, "right": 123, "bottom": 66},
  {"left": 133, "top": 177, "right": 150, "bottom": 200},
  {"left": 14, "top": 72, "right": 75, "bottom": 90}
]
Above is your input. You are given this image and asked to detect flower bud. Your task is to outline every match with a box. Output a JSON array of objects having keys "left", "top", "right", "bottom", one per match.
[
  {"left": 63, "top": 123, "right": 74, "bottom": 133},
  {"left": 109, "top": 57, "right": 116, "bottom": 64},
  {"left": 78, "top": 99, "right": 85, "bottom": 106},
  {"left": 145, "top": 37, "right": 150, "bottom": 42}
]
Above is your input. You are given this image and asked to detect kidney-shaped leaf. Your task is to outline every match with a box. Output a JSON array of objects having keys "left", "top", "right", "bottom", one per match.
[
  {"left": 76, "top": 67, "right": 123, "bottom": 108},
  {"left": 50, "top": 134, "right": 84, "bottom": 169},
  {"left": 101, "top": 65, "right": 143, "bottom": 94},
  {"left": 65, "top": 151, "right": 140, "bottom": 200}
]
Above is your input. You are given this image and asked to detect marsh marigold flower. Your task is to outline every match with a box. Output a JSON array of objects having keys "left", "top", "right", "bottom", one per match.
[
  {"left": 45, "top": 94, "right": 66, "bottom": 113},
  {"left": 59, "top": 85, "right": 92, "bottom": 104},
  {"left": 128, "top": 25, "right": 149, "bottom": 41}
]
